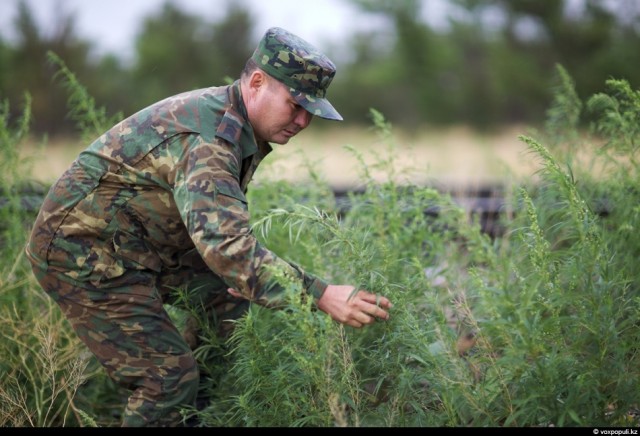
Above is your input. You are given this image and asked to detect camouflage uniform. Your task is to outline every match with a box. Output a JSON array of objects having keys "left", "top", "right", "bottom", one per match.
[{"left": 26, "top": 27, "right": 342, "bottom": 426}]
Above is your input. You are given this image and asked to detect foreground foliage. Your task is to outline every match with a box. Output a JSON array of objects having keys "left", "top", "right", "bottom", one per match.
[{"left": 0, "top": 63, "right": 638, "bottom": 427}]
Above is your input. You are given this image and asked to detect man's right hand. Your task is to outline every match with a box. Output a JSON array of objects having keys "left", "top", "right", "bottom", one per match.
[{"left": 316, "top": 285, "right": 392, "bottom": 328}]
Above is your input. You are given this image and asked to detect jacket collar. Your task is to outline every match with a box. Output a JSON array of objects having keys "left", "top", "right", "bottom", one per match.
[{"left": 215, "top": 80, "right": 272, "bottom": 158}]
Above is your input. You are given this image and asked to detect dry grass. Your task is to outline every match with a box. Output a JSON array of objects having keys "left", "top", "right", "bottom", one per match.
[
  {"left": 20, "top": 124, "right": 566, "bottom": 189},
  {"left": 260, "top": 124, "right": 538, "bottom": 190},
  {"left": 21, "top": 135, "right": 86, "bottom": 184}
]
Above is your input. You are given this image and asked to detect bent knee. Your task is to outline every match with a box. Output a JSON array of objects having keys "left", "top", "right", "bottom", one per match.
[{"left": 164, "top": 352, "right": 200, "bottom": 400}]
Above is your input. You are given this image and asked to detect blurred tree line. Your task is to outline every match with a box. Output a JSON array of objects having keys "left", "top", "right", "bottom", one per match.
[{"left": 1, "top": 0, "right": 639, "bottom": 137}]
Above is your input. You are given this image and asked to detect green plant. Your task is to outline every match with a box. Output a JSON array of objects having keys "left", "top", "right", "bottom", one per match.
[{"left": 47, "top": 51, "right": 123, "bottom": 143}]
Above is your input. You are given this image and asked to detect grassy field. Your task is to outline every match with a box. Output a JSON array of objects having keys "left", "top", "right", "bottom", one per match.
[{"left": 5, "top": 90, "right": 640, "bottom": 426}]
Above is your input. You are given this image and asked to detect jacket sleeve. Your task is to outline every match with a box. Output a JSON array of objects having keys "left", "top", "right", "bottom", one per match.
[{"left": 171, "top": 136, "right": 328, "bottom": 307}]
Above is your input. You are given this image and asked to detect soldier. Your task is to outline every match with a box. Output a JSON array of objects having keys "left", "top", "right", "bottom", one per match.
[{"left": 25, "top": 27, "right": 392, "bottom": 426}]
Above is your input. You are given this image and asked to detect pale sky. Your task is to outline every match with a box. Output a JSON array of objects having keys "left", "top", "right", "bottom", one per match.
[
  {"left": 0, "top": 0, "right": 624, "bottom": 63},
  {"left": 1, "top": 0, "right": 439, "bottom": 64}
]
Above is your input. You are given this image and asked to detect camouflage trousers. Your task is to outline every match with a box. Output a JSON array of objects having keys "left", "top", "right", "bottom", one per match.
[{"left": 30, "top": 258, "right": 249, "bottom": 427}]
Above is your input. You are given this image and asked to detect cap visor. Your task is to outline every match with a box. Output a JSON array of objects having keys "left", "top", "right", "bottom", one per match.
[{"left": 291, "top": 90, "right": 343, "bottom": 121}]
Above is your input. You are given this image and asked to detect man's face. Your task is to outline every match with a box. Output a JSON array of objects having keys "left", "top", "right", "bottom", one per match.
[{"left": 245, "top": 72, "right": 313, "bottom": 144}]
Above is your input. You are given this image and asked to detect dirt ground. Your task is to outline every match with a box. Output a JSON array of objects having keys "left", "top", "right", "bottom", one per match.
[{"left": 23, "top": 124, "right": 541, "bottom": 190}]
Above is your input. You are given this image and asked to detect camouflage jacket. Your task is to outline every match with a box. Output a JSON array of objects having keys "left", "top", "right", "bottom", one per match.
[{"left": 26, "top": 81, "right": 328, "bottom": 306}]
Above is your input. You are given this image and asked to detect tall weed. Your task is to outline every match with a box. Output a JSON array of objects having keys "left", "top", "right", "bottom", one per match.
[
  {"left": 458, "top": 67, "right": 640, "bottom": 426},
  {"left": 0, "top": 95, "right": 100, "bottom": 427}
]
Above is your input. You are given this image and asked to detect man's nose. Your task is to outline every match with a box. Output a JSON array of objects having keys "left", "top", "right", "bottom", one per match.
[{"left": 294, "top": 108, "right": 313, "bottom": 129}]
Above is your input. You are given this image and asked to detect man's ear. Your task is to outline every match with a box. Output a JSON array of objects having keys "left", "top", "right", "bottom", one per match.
[{"left": 248, "top": 70, "right": 268, "bottom": 93}]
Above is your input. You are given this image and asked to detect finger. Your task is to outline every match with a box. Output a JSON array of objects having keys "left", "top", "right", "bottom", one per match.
[
  {"left": 361, "top": 302, "right": 390, "bottom": 320},
  {"left": 358, "top": 291, "right": 393, "bottom": 309},
  {"left": 374, "top": 307, "right": 390, "bottom": 320},
  {"left": 352, "top": 309, "right": 377, "bottom": 326},
  {"left": 346, "top": 318, "right": 365, "bottom": 328},
  {"left": 355, "top": 296, "right": 391, "bottom": 319}
]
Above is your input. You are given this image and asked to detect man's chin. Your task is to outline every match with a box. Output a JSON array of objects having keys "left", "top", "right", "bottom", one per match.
[{"left": 270, "top": 135, "right": 292, "bottom": 145}]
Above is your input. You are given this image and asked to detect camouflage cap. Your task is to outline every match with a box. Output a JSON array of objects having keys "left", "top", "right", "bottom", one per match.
[{"left": 251, "top": 27, "right": 343, "bottom": 121}]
